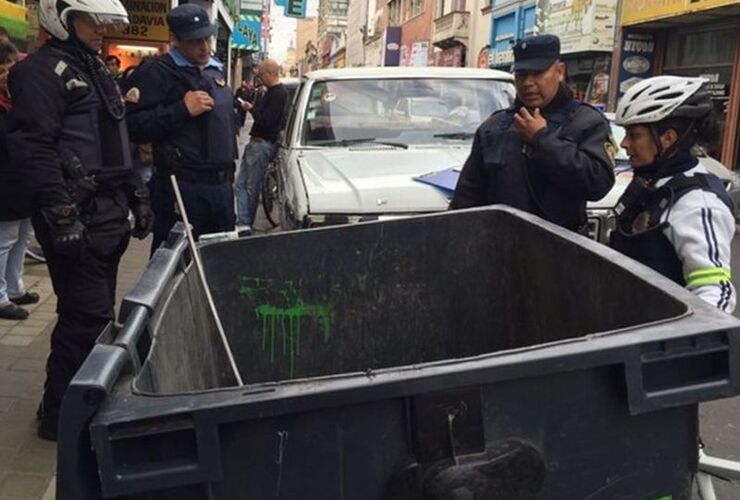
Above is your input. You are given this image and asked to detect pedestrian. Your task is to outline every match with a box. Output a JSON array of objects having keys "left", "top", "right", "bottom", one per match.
[
  {"left": 611, "top": 76, "right": 735, "bottom": 312},
  {"left": 125, "top": 4, "right": 237, "bottom": 252},
  {"left": 450, "top": 34, "right": 615, "bottom": 233},
  {"left": 0, "top": 39, "right": 39, "bottom": 321},
  {"left": 104, "top": 54, "right": 122, "bottom": 81},
  {"left": 234, "top": 79, "right": 255, "bottom": 128},
  {"left": 234, "top": 58, "right": 288, "bottom": 233},
  {"left": 7, "top": 0, "right": 154, "bottom": 440}
]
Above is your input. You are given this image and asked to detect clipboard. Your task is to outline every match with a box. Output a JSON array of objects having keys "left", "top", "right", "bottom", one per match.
[{"left": 414, "top": 167, "right": 461, "bottom": 194}]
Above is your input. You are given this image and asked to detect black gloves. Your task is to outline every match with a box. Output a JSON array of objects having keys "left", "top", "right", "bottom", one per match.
[
  {"left": 41, "top": 206, "right": 87, "bottom": 258},
  {"left": 130, "top": 189, "right": 154, "bottom": 239}
]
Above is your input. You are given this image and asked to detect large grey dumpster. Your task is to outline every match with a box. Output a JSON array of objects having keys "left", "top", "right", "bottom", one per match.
[{"left": 57, "top": 207, "right": 740, "bottom": 500}]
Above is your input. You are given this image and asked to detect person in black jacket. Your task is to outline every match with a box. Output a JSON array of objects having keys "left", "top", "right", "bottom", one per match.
[
  {"left": 451, "top": 35, "right": 615, "bottom": 233},
  {"left": 125, "top": 4, "right": 238, "bottom": 252},
  {"left": 7, "top": 0, "right": 153, "bottom": 440},
  {"left": 0, "top": 40, "right": 39, "bottom": 320},
  {"left": 234, "top": 58, "right": 287, "bottom": 232}
]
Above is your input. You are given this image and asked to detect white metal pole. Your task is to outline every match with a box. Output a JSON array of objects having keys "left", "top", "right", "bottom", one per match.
[{"left": 170, "top": 175, "right": 245, "bottom": 386}]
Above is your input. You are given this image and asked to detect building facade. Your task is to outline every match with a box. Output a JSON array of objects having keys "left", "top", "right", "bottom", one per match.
[
  {"left": 431, "top": 0, "right": 470, "bottom": 66},
  {"left": 539, "top": 0, "right": 617, "bottom": 106},
  {"left": 610, "top": 0, "right": 740, "bottom": 170},
  {"left": 488, "top": 1, "right": 535, "bottom": 71},
  {"left": 296, "top": 17, "right": 319, "bottom": 74},
  {"left": 347, "top": 0, "right": 369, "bottom": 65},
  {"left": 467, "top": 0, "right": 493, "bottom": 67},
  {"left": 318, "top": 0, "right": 349, "bottom": 67}
]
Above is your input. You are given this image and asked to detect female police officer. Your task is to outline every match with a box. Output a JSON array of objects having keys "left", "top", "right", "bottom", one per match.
[
  {"left": 7, "top": 0, "right": 153, "bottom": 439},
  {"left": 611, "top": 76, "right": 735, "bottom": 313}
]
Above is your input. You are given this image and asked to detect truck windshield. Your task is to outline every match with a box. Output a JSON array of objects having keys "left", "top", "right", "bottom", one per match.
[{"left": 301, "top": 78, "right": 515, "bottom": 147}]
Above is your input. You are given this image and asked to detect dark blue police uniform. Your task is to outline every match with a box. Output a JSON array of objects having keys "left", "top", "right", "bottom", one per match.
[
  {"left": 124, "top": 4, "right": 237, "bottom": 252},
  {"left": 451, "top": 35, "right": 615, "bottom": 232},
  {"left": 8, "top": 39, "right": 153, "bottom": 440}
]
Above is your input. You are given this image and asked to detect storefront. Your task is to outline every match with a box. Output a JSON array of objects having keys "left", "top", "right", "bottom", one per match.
[
  {"left": 488, "top": 6, "right": 534, "bottom": 71},
  {"left": 612, "top": 0, "right": 740, "bottom": 170},
  {"left": 434, "top": 45, "right": 465, "bottom": 66},
  {"left": 539, "top": 0, "right": 617, "bottom": 107},
  {"left": 103, "top": 0, "right": 171, "bottom": 72}
]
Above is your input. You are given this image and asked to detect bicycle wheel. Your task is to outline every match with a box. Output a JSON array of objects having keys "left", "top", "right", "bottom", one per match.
[{"left": 261, "top": 164, "right": 280, "bottom": 228}]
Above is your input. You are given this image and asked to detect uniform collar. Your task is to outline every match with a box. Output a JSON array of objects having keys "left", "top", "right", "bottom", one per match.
[{"left": 168, "top": 47, "right": 223, "bottom": 71}]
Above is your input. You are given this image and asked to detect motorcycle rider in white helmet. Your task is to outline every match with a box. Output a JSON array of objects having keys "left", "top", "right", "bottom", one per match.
[
  {"left": 611, "top": 76, "right": 735, "bottom": 313},
  {"left": 6, "top": 0, "right": 154, "bottom": 440}
]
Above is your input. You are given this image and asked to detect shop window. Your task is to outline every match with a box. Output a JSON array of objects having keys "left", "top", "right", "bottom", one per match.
[
  {"left": 410, "top": 0, "right": 424, "bottom": 18},
  {"left": 664, "top": 27, "right": 738, "bottom": 165},
  {"left": 389, "top": 0, "right": 402, "bottom": 24},
  {"left": 665, "top": 28, "right": 735, "bottom": 68}
]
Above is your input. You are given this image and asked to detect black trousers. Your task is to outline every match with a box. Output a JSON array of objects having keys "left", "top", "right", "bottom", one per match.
[
  {"left": 149, "top": 175, "right": 235, "bottom": 254},
  {"left": 33, "top": 213, "right": 130, "bottom": 420}
]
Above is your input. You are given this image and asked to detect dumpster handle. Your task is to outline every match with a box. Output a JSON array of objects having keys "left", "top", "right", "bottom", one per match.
[
  {"left": 170, "top": 175, "right": 244, "bottom": 386},
  {"left": 57, "top": 344, "right": 129, "bottom": 500},
  {"left": 625, "top": 331, "right": 740, "bottom": 414}
]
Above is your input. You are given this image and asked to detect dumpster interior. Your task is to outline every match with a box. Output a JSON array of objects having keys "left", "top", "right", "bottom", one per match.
[{"left": 135, "top": 209, "right": 688, "bottom": 393}]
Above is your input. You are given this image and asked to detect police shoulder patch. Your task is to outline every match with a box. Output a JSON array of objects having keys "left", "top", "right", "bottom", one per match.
[
  {"left": 125, "top": 87, "right": 141, "bottom": 104},
  {"left": 215, "top": 78, "right": 226, "bottom": 87}
]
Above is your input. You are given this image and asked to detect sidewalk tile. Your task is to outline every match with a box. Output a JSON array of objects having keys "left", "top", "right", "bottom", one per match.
[
  {"left": 1, "top": 337, "right": 34, "bottom": 348},
  {"left": 8, "top": 447, "right": 56, "bottom": 475},
  {"left": 7, "top": 327, "right": 45, "bottom": 338},
  {"left": 41, "top": 477, "right": 54, "bottom": 500},
  {"left": 10, "top": 359, "right": 46, "bottom": 373},
  {"left": 0, "top": 472, "right": 51, "bottom": 498}
]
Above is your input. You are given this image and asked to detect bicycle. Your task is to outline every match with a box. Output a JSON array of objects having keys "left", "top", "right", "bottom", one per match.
[{"left": 260, "top": 159, "right": 281, "bottom": 229}]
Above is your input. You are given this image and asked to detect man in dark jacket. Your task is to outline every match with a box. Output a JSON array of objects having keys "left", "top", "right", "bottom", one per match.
[
  {"left": 0, "top": 39, "right": 38, "bottom": 321},
  {"left": 234, "top": 58, "right": 287, "bottom": 232},
  {"left": 7, "top": 0, "right": 153, "bottom": 440},
  {"left": 451, "top": 35, "right": 615, "bottom": 233},
  {"left": 125, "top": 4, "right": 238, "bottom": 252}
]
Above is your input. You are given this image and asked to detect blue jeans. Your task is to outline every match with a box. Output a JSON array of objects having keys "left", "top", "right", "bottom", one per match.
[
  {"left": 234, "top": 139, "right": 277, "bottom": 225},
  {"left": 0, "top": 218, "right": 31, "bottom": 305}
]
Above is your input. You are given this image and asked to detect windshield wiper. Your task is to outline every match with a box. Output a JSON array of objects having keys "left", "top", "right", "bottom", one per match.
[
  {"left": 433, "top": 132, "right": 475, "bottom": 140},
  {"left": 314, "top": 138, "right": 409, "bottom": 149}
]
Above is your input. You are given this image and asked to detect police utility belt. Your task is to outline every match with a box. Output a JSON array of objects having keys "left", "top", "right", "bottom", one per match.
[
  {"left": 155, "top": 143, "right": 234, "bottom": 185},
  {"left": 62, "top": 155, "right": 130, "bottom": 205}
]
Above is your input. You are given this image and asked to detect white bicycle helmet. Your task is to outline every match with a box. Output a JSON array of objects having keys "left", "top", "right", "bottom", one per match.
[
  {"left": 40, "top": 0, "right": 128, "bottom": 41},
  {"left": 615, "top": 76, "right": 711, "bottom": 127}
]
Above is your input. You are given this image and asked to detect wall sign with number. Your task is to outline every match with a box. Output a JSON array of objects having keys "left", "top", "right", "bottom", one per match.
[{"left": 117, "top": 0, "right": 170, "bottom": 42}]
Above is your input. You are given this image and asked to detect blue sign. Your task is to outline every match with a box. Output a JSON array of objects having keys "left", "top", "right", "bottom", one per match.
[
  {"left": 616, "top": 32, "right": 656, "bottom": 99},
  {"left": 384, "top": 27, "right": 401, "bottom": 67},
  {"left": 284, "top": 0, "right": 306, "bottom": 18},
  {"left": 232, "top": 11, "right": 262, "bottom": 51}
]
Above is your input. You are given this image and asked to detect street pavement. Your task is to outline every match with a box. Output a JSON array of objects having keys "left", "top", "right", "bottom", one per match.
[{"left": 0, "top": 213, "right": 738, "bottom": 497}]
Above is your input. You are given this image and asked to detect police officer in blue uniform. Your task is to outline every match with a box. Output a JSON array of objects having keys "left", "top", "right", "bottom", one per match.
[
  {"left": 7, "top": 0, "right": 153, "bottom": 440},
  {"left": 124, "top": 4, "right": 237, "bottom": 252},
  {"left": 451, "top": 35, "right": 615, "bottom": 233}
]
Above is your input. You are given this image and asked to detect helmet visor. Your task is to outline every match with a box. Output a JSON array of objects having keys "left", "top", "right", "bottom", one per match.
[{"left": 75, "top": 12, "right": 129, "bottom": 28}]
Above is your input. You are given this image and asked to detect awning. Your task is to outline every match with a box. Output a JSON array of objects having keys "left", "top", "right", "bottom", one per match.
[{"left": 0, "top": 0, "right": 28, "bottom": 40}]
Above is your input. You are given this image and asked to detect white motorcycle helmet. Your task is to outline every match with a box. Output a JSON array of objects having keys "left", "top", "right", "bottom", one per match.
[
  {"left": 39, "top": 0, "right": 129, "bottom": 41},
  {"left": 615, "top": 76, "right": 712, "bottom": 127}
]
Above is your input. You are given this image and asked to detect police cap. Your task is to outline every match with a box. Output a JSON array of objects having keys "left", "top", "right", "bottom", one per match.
[
  {"left": 167, "top": 4, "right": 218, "bottom": 41},
  {"left": 513, "top": 34, "right": 561, "bottom": 73}
]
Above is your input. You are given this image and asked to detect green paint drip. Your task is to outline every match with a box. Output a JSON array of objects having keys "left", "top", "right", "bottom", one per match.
[{"left": 243, "top": 277, "right": 334, "bottom": 378}]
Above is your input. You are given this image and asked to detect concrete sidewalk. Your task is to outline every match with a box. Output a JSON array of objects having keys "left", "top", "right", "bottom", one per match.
[{"left": 0, "top": 237, "right": 150, "bottom": 500}]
